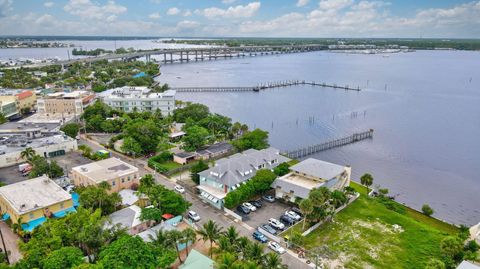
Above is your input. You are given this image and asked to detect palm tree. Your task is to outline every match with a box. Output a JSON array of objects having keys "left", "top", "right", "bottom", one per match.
[
  {"left": 148, "top": 229, "right": 170, "bottom": 249},
  {"left": 262, "top": 252, "right": 286, "bottom": 269},
  {"left": 198, "top": 220, "right": 223, "bottom": 258},
  {"left": 215, "top": 252, "right": 241, "bottom": 269},
  {"left": 216, "top": 236, "right": 233, "bottom": 254},
  {"left": 299, "top": 198, "right": 314, "bottom": 230},
  {"left": 245, "top": 242, "right": 264, "bottom": 265},
  {"left": 166, "top": 230, "right": 184, "bottom": 263},
  {"left": 360, "top": 173, "right": 374, "bottom": 194},
  {"left": 20, "top": 147, "right": 36, "bottom": 161},
  {"left": 224, "top": 226, "right": 239, "bottom": 245},
  {"left": 234, "top": 236, "right": 250, "bottom": 254},
  {"left": 182, "top": 228, "right": 197, "bottom": 257}
]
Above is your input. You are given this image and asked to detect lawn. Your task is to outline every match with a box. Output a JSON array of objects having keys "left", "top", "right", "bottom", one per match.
[
  {"left": 299, "top": 181, "right": 458, "bottom": 269},
  {"left": 155, "top": 161, "right": 182, "bottom": 171}
]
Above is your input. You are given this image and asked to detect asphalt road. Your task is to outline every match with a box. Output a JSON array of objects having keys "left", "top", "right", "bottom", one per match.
[{"left": 80, "top": 136, "right": 311, "bottom": 269}]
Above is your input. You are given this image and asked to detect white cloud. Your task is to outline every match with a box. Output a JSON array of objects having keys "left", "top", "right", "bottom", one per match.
[
  {"left": 296, "top": 0, "right": 309, "bottom": 7},
  {"left": 198, "top": 2, "right": 261, "bottom": 19},
  {"left": 148, "top": 12, "right": 161, "bottom": 19},
  {"left": 222, "top": 0, "right": 237, "bottom": 4},
  {"left": 44, "top": 2, "right": 54, "bottom": 8},
  {"left": 183, "top": 10, "right": 192, "bottom": 16},
  {"left": 0, "top": 0, "right": 12, "bottom": 17},
  {"left": 167, "top": 7, "right": 180, "bottom": 15},
  {"left": 318, "top": 0, "right": 353, "bottom": 11},
  {"left": 64, "top": 0, "right": 127, "bottom": 20}
]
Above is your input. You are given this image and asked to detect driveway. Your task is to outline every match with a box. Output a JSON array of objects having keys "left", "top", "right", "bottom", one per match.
[
  {"left": 242, "top": 199, "right": 291, "bottom": 230},
  {"left": 0, "top": 222, "right": 22, "bottom": 264}
]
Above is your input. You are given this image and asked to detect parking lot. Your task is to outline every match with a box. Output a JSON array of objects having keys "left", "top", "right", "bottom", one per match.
[
  {"left": 240, "top": 198, "right": 292, "bottom": 230},
  {"left": 0, "top": 151, "right": 92, "bottom": 185}
]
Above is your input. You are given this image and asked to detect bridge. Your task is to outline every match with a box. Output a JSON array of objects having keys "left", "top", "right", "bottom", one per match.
[
  {"left": 172, "top": 80, "right": 362, "bottom": 93},
  {"left": 9, "top": 44, "right": 327, "bottom": 69},
  {"left": 282, "top": 129, "right": 374, "bottom": 159}
]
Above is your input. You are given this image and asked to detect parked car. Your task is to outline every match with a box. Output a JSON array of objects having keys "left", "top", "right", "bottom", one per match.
[
  {"left": 249, "top": 199, "right": 262, "bottom": 208},
  {"left": 174, "top": 185, "right": 185, "bottom": 194},
  {"left": 237, "top": 204, "right": 251, "bottom": 214},
  {"left": 260, "top": 224, "right": 277, "bottom": 235},
  {"left": 262, "top": 195, "right": 275, "bottom": 203},
  {"left": 252, "top": 231, "right": 268, "bottom": 243},
  {"left": 268, "top": 241, "right": 286, "bottom": 254},
  {"left": 187, "top": 211, "right": 201, "bottom": 222},
  {"left": 242, "top": 202, "right": 257, "bottom": 212},
  {"left": 285, "top": 210, "right": 301, "bottom": 221},
  {"left": 268, "top": 218, "right": 285, "bottom": 230},
  {"left": 290, "top": 207, "right": 303, "bottom": 217},
  {"left": 280, "top": 214, "right": 295, "bottom": 226}
]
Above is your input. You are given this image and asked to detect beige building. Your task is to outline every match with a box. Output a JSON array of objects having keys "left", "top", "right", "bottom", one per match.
[
  {"left": 37, "top": 91, "right": 95, "bottom": 116},
  {"left": 272, "top": 158, "right": 351, "bottom": 203},
  {"left": 71, "top": 157, "right": 140, "bottom": 193},
  {"left": 0, "top": 175, "right": 74, "bottom": 232},
  {"left": 0, "top": 90, "right": 37, "bottom": 114}
]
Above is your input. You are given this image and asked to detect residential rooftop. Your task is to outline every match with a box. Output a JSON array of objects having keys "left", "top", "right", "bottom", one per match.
[
  {"left": 290, "top": 158, "right": 346, "bottom": 180},
  {"left": 0, "top": 175, "right": 72, "bottom": 214},
  {"left": 102, "top": 86, "right": 176, "bottom": 99},
  {"left": 198, "top": 147, "right": 290, "bottom": 187},
  {"left": 71, "top": 157, "right": 138, "bottom": 183},
  {"left": 108, "top": 205, "right": 143, "bottom": 229}
]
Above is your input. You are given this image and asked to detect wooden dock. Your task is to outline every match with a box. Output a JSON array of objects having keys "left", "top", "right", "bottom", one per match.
[
  {"left": 172, "top": 80, "right": 362, "bottom": 93},
  {"left": 282, "top": 129, "right": 374, "bottom": 159}
]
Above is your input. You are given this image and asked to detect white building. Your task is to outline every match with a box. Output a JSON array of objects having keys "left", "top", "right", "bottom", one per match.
[
  {"left": 101, "top": 87, "right": 175, "bottom": 116},
  {"left": 0, "top": 134, "right": 78, "bottom": 168}
]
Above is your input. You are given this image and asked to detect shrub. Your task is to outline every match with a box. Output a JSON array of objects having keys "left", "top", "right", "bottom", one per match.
[
  {"left": 422, "top": 204, "right": 434, "bottom": 216},
  {"left": 190, "top": 160, "right": 209, "bottom": 184},
  {"left": 224, "top": 169, "right": 277, "bottom": 208}
]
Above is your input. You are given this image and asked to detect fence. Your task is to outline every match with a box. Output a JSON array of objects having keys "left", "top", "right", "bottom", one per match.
[{"left": 224, "top": 207, "right": 243, "bottom": 222}]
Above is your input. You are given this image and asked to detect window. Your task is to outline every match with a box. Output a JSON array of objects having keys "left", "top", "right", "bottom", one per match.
[
  {"left": 29, "top": 213, "right": 34, "bottom": 219},
  {"left": 60, "top": 202, "right": 64, "bottom": 209},
  {"left": 121, "top": 178, "right": 125, "bottom": 183},
  {"left": 128, "top": 176, "right": 131, "bottom": 181},
  {"left": 112, "top": 180, "right": 116, "bottom": 186}
]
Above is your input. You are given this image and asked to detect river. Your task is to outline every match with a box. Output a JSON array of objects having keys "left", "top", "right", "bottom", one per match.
[{"left": 157, "top": 50, "right": 480, "bottom": 226}]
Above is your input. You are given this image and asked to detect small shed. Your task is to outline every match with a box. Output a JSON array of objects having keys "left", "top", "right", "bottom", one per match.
[{"left": 173, "top": 151, "right": 196, "bottom": 165}]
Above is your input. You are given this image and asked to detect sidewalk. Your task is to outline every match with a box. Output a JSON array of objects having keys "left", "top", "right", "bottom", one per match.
[{"left": 0, "top": 222, "right": 22, "bottom": 264}]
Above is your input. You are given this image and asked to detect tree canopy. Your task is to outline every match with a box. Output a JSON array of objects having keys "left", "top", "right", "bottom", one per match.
[{"left": 231, "top": 129, "right": 269, "bottom": 151}]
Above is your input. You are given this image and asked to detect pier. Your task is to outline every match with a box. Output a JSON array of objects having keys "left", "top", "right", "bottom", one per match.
[
  {"left": 282, "top": 129, "right": 374, "bottom": 159},
  {"left": 172, "top": 80, "right": 362, "bottom": 93}
]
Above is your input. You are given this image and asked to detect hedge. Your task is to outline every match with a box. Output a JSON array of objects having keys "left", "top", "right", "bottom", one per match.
[{"left": 224, "top": 169, "right": 277, "bottom": 209}]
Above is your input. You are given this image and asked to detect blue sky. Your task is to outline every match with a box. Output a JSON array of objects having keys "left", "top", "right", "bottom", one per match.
[{"left": 1, "top": 0, "right": 479, "bottom": 37}]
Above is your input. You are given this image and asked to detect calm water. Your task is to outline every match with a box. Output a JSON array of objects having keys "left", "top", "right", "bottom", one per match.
[
  {"left": 158, "top": 51, "right": 480, "bottom": 225},
  {"left": 0, "top": 39, "right": 210, "bottom": 60}
]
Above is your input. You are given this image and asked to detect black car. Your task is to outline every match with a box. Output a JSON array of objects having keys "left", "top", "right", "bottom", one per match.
[
  {"left": 260, "top": 224, "right": 277, "bottom": 235},
  {"left": 249, "top": 199, "right": 262, "bottom": 209},
  {"left": 280, "top": 214, "right": 295, "bottom": 226},
  {"left": 237, "top": 204, "right": 251, "bottom": 214},
  {"left": 290, "top": 207, "right": 303, "bottom": 217}
]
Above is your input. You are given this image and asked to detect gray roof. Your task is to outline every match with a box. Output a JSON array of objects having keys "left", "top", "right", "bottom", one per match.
[
  {"left": 200, "top": 142, "right": 233, "bottom": 155},
  {"left": 109, "top": 205, "right": 143, "bottom": 229},
  {"left": 175, "top": 151, "right": 196, "bottom": 158},
  {"left": 198, "top": 147, "right": 290, "bottom": 187},
  {"left": 457, "top": 261, "right": 480, "bottom": 269},
  {"left": 272, "top": 177, "right": 322, "bottom": 199},
  {"left": 290, "top": 158, "right": 345, "bottom": 180}
]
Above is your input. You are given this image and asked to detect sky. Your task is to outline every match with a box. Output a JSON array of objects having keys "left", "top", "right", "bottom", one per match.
[{"left": 0, "top": 0, "right": 479, "bottom": 38}]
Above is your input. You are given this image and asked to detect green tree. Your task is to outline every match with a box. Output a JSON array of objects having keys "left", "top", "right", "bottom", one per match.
[
  {"left": 61, "top": 123, "right": 80, "bottom": 138},
  {"left": 440, "top": 236, "right": 464, "bottom": 262},
  {"left": 262, "top": 252, "right": 286, "bottom": 269},
  {"left": 0, "top": 113, "right": 7, "bottom": 124},
  {"left": 97, "top": 235, "right": 176, "bottom": 269},
  {"left": 76, "top": 184, "right": 121, "bottom": 215},
  {"left": 166, "top": 230, "right": 184, "bottom": 264},
  {"left": 182, "top": 125, "right": 209, "bottom": 152},
  {"left": 251, "top": 169, "right": 277, "bottom": 193},
  {"left": 174, "top": 103, "right": 210, "bottom": 123},
  {"left": 360, "top": 173, "right": 374, "bottom": 193},
  {"left": 331, "top": 190, "right": 348, "bottom": 208},
  {"left": 232, "top": 129, "right": 269, "bottom": 151},
  {"left": 29, "top": 155, "right": 64, "bottom": 178},
  {"left": 198, "top": 220, "right": 223, "bottom": 258},
  {"left": 299, "top": 198, "right": 314, "bottom": 230},
  {"left": 199, "top": 113, "right": 232, "bottom": 137},
  {"left": 121, "top": 136, "right": 142, "bottom": 155},
  {"left": 273, "top": 162, "right": 290, "bottom": 176},
  {"left": 422, "top": 204, "right": 434, "bottom": 216},
  {"left": 190, "top": 160, "right": 209, "bottom": 184},
  {"left": 182, "top": 228, "right": 197, "bottom": 257},
  {"left": 138, "top": 183, "right": 191, "bottom": 221},
  {"left": 42, "top": 247, "right": 84, "bottom": 269},
  {"left": 20, "top": 147, "right": 36, "bottom": 160},
  {"left": 123, "top": 118, "right": 162, "bottom": 154}
]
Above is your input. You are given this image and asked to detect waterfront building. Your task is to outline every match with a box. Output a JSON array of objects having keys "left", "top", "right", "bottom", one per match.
[
  {"left": 470, "top": 222, "right": 480, "bottom": 244},
  {"left": 272, "top": 158, "right": 351, "bottom": 202},
  {"left": 70, "top": 157, "right": 140, "bottom": 193},
  {"left": 197, "top": 147, "right": 290, "bottom": 209},
  {"left": 0, "top": 175, "right": 75, "bottom": 232},
  {"left": 101, "top": 86, "right": 175, "bottom": 116},
  {"left": 36, "top": 90, "right": 95, "bottom": 117},
  {"left": 0, "top": 134, "right": 77, "bottom": 168}
]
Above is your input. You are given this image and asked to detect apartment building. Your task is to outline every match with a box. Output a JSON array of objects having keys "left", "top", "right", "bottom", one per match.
[
  {"left": 36, "top": 91, "right": 95, "bottom": 116},
  {"left": 102, "top": 87, "right": 175, "bottom": 116}
]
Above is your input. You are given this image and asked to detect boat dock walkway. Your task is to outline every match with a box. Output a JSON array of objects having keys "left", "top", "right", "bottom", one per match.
[
  {"left": 282, "top": 129, "right": 374, "bottom": 159},
  {"left": 172, "top": 80, "right": 362, "bottom": 93}
]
